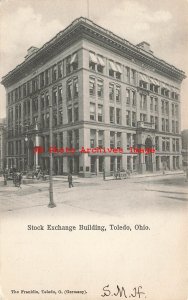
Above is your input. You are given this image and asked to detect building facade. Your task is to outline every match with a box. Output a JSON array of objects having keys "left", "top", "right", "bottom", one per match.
[
  {"left": 0, "top": 118, "right": 6, "bottom": 172},
  {"left": 182, "top": 129, "right": 188, "bottom": 167},
  {"left": 1, "top": 17, "right": 186, "bottom": 176}
]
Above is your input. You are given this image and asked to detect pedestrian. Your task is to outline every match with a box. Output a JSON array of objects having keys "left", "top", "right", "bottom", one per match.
[
  {"left": 68, "top": 173, "right": 73, "bottom": 188},
  {"left": 103, "top": 168, "right": 106, "bottom": 181},
  {"left": 3, "top": 169, "right": 8, "bottom": 186}
]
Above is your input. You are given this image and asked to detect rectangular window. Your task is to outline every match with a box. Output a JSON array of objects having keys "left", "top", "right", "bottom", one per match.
[
  {"left": 52, "top": 65, "right": 57, "bottom": 82},
  {"left": 89, "top": 77, "right": 95, "bottom": 96},
  {"left": 52, "top": 89, "right": 57, "bottom": 105},
  {"left": 98, "top": 131, "right": 104, "bottom": 148},
  {"left": 68, "top": 107, "right": 72, "bottom": 123},
  {"left": 97, "top": 55, "right": 105, "bottom": 73},
  {"left": 89, "top": 52, "right": 97, "bottom": 71},
  {"left": 41, "top": 94, "right": 45, "bottom": 110},
  {"left": 98, "top": 105, "right": 103, "bottom": 122},
  {"left": 97, "top": 79, "right": 103, "bottom": 98},
  {"left": 46, "top": 92, "right": 49, "bottom": 107},
  {"left": 126, "top": 110, "right": 131, "bottom": 126},
  {"left": 90, "top": 103, "right": 96, "bottom": 120},
  {"left": 73, "top": 78, "right": 79, "bottom": 98},
  {"left": 59, "top": 110, "right": 63, "bottom": 125},
  {"left": 154, "top": 98, "right": 158, "bottom": 112},
  {"left": 74, "top": 106, "right": 79, "bottom": 122},
  {"left": 110, "top": 107, "right": 115, "bottom": 123},
  {"left": 58, "top": 86, "right": 63, "bottom": 103},
  {"left": 116, "top": 108, "right": 121, "bottom": 125},
  {"left": 67, "top": 80, "right": 73, "bottom": 100},
  {"left": 132, "top": 90, "right": 136, "bottom": 106},
  {"left": 132, "top": 111, "right": 136, "bottom": 127},
  {"left": 66, "top": 56, "right": 71, "bottom": 75},
  {"left": 125, "top": 67, "right": 130, "bottom": 83},
  {"left": 116, "top": 86, "right": 121, "bottom": 102},
  {"left": 58, "top": 62, "right": 63, "bottom": 78},
  {"left": 162, "top": 118, "right": 165, "bottom": 131},
  {"left": 126, "top": 89, "right": 130, "bottom": 105},
  {"left": 150, "top": 97, "right": 153, "bottom": 111},
  {"left": 74, "top": 129, "right": 79, "bottom": 149},
  {"left": 110, "top": 132, "right": 115, "bottom": 149},
  {"left": 90, "top": 129, "right": 96, "bottom": 148},
  {"left": 117, "top": 133, "right": 121, "bottom": 149},
  {"left": 45, "top": 70, "right": 50, "bottom": 85},
  {"left": 109, "top": 83, "right": 114, "bottom": 101}
]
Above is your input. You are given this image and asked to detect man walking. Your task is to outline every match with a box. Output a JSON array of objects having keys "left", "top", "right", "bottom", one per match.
[{"left": 68, "top": 173, "right": 73, "bottom": 188}]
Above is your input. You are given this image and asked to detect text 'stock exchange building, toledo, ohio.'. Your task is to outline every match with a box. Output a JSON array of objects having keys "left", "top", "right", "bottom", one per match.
[{"left": 1, "top": 17, "right": 186, "bottom": 177}]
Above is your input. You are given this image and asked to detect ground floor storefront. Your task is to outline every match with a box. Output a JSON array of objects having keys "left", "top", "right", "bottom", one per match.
[{"left": 6, "top": 153, "right": 182, "bottom": 176}]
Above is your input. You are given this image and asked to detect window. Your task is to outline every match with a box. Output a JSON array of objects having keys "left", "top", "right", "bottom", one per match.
[
  {"left": 154, "top": 98, "right": 158, "bottom": 112},
  {"left": 67, "top": 80, "right": 72, "bottom": 100},
  {"left": 45, "top": 70, "right": 50, "bottom": 85},
  {"left": 116, "top": 85, "right": 121, "bottom": 102},
  {"left": 110, "top": 132, "right": 115, "bottom": 148},
  {"left": 132, "top": 90, "right": 136, "bottom": 106},
  {"left": 58, "top": 86, "right": 63, "bottom": 103},
  {"left": 97, "top": 79, "right": 103, "bottom": 98},
  {"left": 161, "top": 100, "right": 165, "bottom": 114},
  {"left": 130, "top": 69, "right": 136, "bottom": 84},
  {"left": 127, "top": 133, "right": 131, "bottom": 150},
  {"left": 89, "top": 52, "right": 97, "bottom": 71},
  {"left": 90, "top": 129, "right": 96, "bottom": 148},
  {"left": 46, "top": 92, "right": 49, "bottom": 107},
  {"left": 98, "top": 131, "right": 104, "bottom": 148},
  {"left": 110, "top": 107, "right": 115, "bottom": 123},
  {"left": 71, "top": 53, "right": 78, "bottom": 71},
  {"left": 139, "top": 81, "right": 147, "bottom": 89},
  {"left": 73, "top": 77, "right": 79, "bottom": 98},
  {"left": 176, "top": 139, "right": 179, "bottom": 152},
  {"left": 32, "top": 77, "right": 38, "bottom": 93},
  {"left": 155, "top": 137, "right": 159, "bottom": 151},
  {"left": 59, "top": 110, "right": 63, "bottom": 125},
  {"left": 23, "top": 84, "right": 27, "bottom": 97},
  {"left": 116, "top": 64, "right": 122, "bottom": 80},
  {"left": 67, "top": 131, "right": 73, "bottom": 148},
  {"left": 109, "top": 61, "right": 117, "bottom": 77},
  {"left": 165, "top": 101, "right": 169, "bottom": 115},
  {"left": 109, "top": 83, "right": 114, "bottom": 101},
  {"left": 166, "top": 119, "right": 169, "bottom": 132},
  {"left": 150, "top": 115, "right": 154, "bottom": 124},
  {"left": 74, "top": 130, "right": 79, "bottom": 149},
  {"left": 97, "top": 55, "right": 105, "bottom": 73},
  {"left": 58, "top": 62, "right": 63, "bottom": 78},
  {"left": 126, "top": 110, "right": 131, "bottom": 126},
  {"left": 172, "top": 139, "right": 176, "bottom": 152},
  {"left": 59, "top": 132, "right": 63, "bottom": 147},
  {"left": 172, "top": 120, "right": 175, "bottom": 133},
  {"left": 117, "top": 133, "right": 121, "bottom": 148},
  {"left": 98, "top": 105, "right": 103, "bottom": 122},
  {"left": 175, "top": 105, "right": 179, "bottom": 117},
  {"left": 52, "top": 89, "right": 57, "bottom": 105},
  {"left": 41, "top": 94, "right": 45, "bottom": 110},
  {"left": 140, "top": 113, "right": 147, "bottom": 122},
  {"left": 46, "top": 112, "right": 49, "bottom": 127},
  {"left": 53, "top": 110, "right": 57, "bottom": 126},
  {"left": 166, "top": 139, "right": 170, "bottom": 151},
  {"left": 162, "top": 138, "right": 166, "bottom": 151},
  {"left": 116, "top": 108, "right": 121, "bottom": 124},
  {"left": 32, "top": 98, "right": 38, "bottom": 112},
  {"left": 150, "top": 97, "right": 153, "bottom": 111},
  {"left": 66, "top": 56, "right": 71, "bottom": 74},
  {"left": 125, "top": 67, "right": 130, "bottom": 83},
  {"left": 89, "top": 77, "right": 95, "bottom": 96},
  {"left": 162, "top": 118, "right": 165, "bottom": 131},
  {"left": 132, "top": 111, "right": 136, "bottom": 127},
  {"left": 126, "top": 89, "right": 130, "bottom": 105},
  {"left": 52, "top": 65, "right": 57, "bottom": 82},
  {"left": 140, "top": 94, "right": 147, "bottom": 110},
  {"left": 172, "top": 103, "right": 175, "bottom": 116},
  {"left": 90, "top": 103, "right": 96, "bottom": 120},
  {"left": 68, "top": 107, "right": 72, "bottom": 123},
  {"left": 74, "top": 106, "right": 79, "bottom": 122},
  {"left": 175, "top": 121, "right": 179, "bottom": 133}
]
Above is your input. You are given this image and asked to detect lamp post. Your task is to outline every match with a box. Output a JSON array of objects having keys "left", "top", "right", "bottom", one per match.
[{"left": 48, "top": 94, "right": 56, "bottom": 208}]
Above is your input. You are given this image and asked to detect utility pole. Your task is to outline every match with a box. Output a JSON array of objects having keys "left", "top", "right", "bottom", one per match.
[{"left": 48, "top": 90, "right": 56, "bottom": 208}]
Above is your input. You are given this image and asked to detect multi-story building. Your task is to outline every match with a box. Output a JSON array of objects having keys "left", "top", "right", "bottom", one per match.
[
  {"left": 182, "top": 129, "right": 188, "bottom": 168},
  {"left": 1, "top": 17, "right": 186, "bottom": 176},
  {"left": 0, "top": 118, "right": 6, "bottom": 172}
]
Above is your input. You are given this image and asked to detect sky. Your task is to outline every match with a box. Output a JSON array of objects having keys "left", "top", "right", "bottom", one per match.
[{"left": 0, "top": 0, "right": 188, "bottom": 129}]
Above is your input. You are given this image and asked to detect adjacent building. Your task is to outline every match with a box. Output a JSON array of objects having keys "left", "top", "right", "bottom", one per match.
[
  {"left": 182, "top": 129, "right": 188, "bottom": 167},
  {"left": 0, "top": 118, "right": 6, "bottom": 172},
  {"left": 1, "top": 17, "right": 186, "bottom": 176}
]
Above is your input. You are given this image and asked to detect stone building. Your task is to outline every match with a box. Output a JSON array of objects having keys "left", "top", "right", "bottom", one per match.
[
  {"left": 1, "top": 17, "right": 186, "bottom": 176},
  {"left": 0, "top": 118, "right": 6, "bottom": 172}
]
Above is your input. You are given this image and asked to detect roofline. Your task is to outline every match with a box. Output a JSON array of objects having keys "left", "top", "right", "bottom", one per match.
[{"left": 1, "top": 17, "right": 186, "bottom": 86}]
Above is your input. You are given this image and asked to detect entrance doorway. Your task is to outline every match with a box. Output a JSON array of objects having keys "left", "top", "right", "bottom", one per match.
[{"left": 145, "top": 137, "right": 153, "bottom": 172}]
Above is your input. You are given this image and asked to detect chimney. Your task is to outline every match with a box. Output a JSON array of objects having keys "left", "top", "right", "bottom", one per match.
[
  {"left": 137, "top": 41, "right": 153, "bottom": 54},
  {"left": 25, "top": 46, "right": 38, "bottom": 59}
]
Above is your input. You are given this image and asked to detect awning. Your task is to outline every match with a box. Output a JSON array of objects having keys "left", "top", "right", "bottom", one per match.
[
  {"left": 97, "top": 56, "right": 105, "bottom": 66},
  {"left": 139, "top": 74, "right": 149, "bottom": 83},
  {"left": 116, "top": 64, "right": 122, "bottom": 73},
  {"left": 70, "top": 53, "right": 78, "bottom": 64},
  {"left": 109, "top": 61, "right": 117, "bottom": 72},
  {"left": 89, "top": 52, "right": 98, "bottom": 64}
]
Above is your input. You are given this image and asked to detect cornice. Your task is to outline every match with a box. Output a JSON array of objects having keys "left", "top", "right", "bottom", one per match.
[{"left": 1, "top": 17, "right": 186, "bottom": 87}]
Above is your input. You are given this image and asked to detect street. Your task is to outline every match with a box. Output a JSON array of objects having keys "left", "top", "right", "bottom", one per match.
[{"left": 0, "top": 173, "right": 187, "bottom": 300}]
